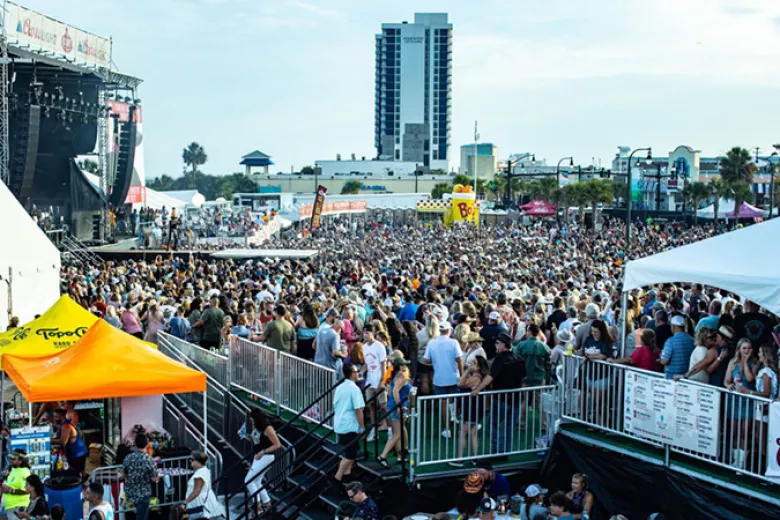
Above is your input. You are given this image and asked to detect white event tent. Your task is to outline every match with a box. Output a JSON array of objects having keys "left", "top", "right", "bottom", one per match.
[
  {"left": 0, "top": 182, "right": 61, "bottom": 330},
  {"left": 622, "top": 217, "right": 780, "bottom": 318}
]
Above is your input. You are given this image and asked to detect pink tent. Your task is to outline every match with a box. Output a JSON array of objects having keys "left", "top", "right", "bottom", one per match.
[
  {"left": 726, "top": 202, "right": 766, "bottom": 218},
  {"left": 522, "top": 200, "right": 557, "bottom": 217}
]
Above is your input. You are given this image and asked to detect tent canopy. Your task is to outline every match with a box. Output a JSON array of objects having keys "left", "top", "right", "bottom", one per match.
[
  {"left": 696, "top": 198, "right": 766, "bottom": 220},
  {"left": 726, "top": 202, "right": 766, "bottom": 218},
  {"left": 0, "top": 296, "right": 97, "bottom": 363},
  {"left": 522, "top": 200, "right": 557, "bottom": 216},
  {"left": 622, "top": 218, "right": 780, "bottom": 317},
  {"left": 0, "top": 181, "right": 61, "bottom": 329},
  {"left": 3, "top": 320, "right": 206, "bottom": 402}
]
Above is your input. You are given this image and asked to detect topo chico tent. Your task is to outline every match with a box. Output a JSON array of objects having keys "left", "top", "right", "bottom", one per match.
[
  {"left": 0, "top": 295, "right": 97, "bottom": 364},
  {"left": 2, "top": 319, "right": 206, "bottom": 402}
]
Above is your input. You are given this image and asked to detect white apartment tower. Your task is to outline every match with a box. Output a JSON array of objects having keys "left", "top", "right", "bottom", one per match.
[{"left": 374, "top": 13, "right": 452, "bottom": 171}]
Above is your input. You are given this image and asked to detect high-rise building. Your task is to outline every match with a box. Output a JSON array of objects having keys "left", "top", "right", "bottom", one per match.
[{"left": 374, "top": 13, "right": 452, "bottom": 171}]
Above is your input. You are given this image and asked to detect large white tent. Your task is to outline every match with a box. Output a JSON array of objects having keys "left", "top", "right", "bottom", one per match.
[
  {"left": 0, "top": 182, "right": 61, "bottom": 331},
  {"left": 622, "top": 218, "right": 780, "bottom": 317},
  {"left": 696, "top": 198, "right": 767, "bottom": 220}
]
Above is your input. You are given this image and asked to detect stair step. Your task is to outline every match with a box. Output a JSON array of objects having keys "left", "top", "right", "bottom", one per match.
[
  {"left": 287, "top": 472, "right": 326, "bottom": 493},
  {"left": 318, "top": 489, "right": 348, "bottom": 512},
  {"left": 300, "top": 506, "right": 335, "bottom": 520},
  {"left": 303, "top": 458, "right": 338, "bottom": 475}
]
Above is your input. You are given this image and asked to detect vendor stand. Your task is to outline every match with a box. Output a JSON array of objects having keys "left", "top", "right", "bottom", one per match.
[{"left": 0, "top": 319, "right": 207, "bottom": 518}]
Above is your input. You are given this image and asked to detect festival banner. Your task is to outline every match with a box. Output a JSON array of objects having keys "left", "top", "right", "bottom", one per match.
[
  {"left": 767, "top": 402, "right": 780, "bottom": 479},
  {"left": 310, "top": 185, "right": 328, "bottom": 230},
  {"left": 4, "top": 1, "right": 111, "bottom": 69},
  {"left": 298, "top": 200, "right": 367, "bottom": 219}
]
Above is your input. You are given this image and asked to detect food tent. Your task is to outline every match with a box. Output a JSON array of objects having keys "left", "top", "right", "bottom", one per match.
[
  {"left": 2, "top": 319, "right": 206, "bottom": 402},
  {"left": 0, "top": 181, "right": 61, "bottom": 329},
  {"left": 522, "top": 200, "right": 557, "bottom": 217},
  {"left": 0, "top": 295, "right": 97, "bottom": 364},
  {"left": 622, "top": 217, "right": 780, "bottom": 319},
  {"left": 1, "top": 319, "right": 208, "bottom": 457},
  {"left": 726, "top": 202, "right": 766, "bottom": 218}
]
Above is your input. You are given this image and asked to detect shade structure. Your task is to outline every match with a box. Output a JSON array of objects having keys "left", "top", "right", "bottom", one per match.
[
  {"left": 3, "top": 319, "right": 206, "bottom": 402},
  {"left": 522, "top": 200, "right": 557, "bottom": 217},
  {"left": 726, "top": 202, "right": 766, "bottom": 218},
  {"left": 0, "top": 295, "right": 98, "bottom": 364},
  {"left": 622, "top": 218, "right": 780, "bottom": 317}
]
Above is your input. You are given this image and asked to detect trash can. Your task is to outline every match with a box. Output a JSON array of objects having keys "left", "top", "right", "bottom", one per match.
[{"left": 45, "top": 476, "right": 83, "bottom": 520}]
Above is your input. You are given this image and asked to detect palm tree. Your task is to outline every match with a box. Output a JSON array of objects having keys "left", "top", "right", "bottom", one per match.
[
  {"left": 582, "top": 180, "right": 614, "bottom": 230},
  {"left": 611, "top": 180, "right": 628, "bottom": 208},
  {"left": 564, "top": 183, "right": 587, "bottom": 226},
  {"left": 709, "top": 178, "right": 730, "bottom": 231},
  {"left": 529, "top": 177, "right": 559, "bottom": 202},
  {"left": 682, "top": 181, "right": 710, "bottom": 227},
  {"left": 182, "top": 142, "right": 208, "bottom": 175},
  {"left": 719, "top": 146, "right": 754, "bottom": 218},
  {"left": 431, "top": 182, "right": 451, "bottom": 200}
]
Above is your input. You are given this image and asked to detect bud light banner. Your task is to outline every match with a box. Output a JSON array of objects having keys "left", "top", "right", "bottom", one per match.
[{"left": 310, "top": 185, "right": 327, "bottom": 230}]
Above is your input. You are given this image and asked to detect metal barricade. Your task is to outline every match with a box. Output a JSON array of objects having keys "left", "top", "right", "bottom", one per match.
[
  {"left": 230, "top": 336, "right": 278, "bottom": 404},
  {"left": 278, "top": 352, "right": 336, "bottom": 429},
  {"left": 410, "top": 385, "right": 556, "bottom": 472},
  {"left": 158, "top": 332, "right": 229, "bottom": 388},
  {"left": 163, "top": 396, "right": 223, "bottom": 480},
  {"left": 157, "top": 335, "right": 231, "bottom": 444},
  {"left": 89, "top": 455, "right": 194, "bottom": 514},
  {"left": 560, "top": 355, "right": 775, "bottom": 483}
]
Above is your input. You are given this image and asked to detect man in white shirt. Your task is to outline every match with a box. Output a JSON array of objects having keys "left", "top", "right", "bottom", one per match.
[
  {"left": 421, "top": 320, "right": 464, "bottom": 439},
  {"left": 255, "top": 283, "right": 274, "bottom": 303},
  {"left": 362, "top": 327, "right": 388, "bottom": 442}
]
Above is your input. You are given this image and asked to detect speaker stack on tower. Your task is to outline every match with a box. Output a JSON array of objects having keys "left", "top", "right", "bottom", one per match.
[
  {"left": 8, "top": 105, "right": 42, "bottom": 202},
  {"left": 109, "top": 105, "right": 138, "bottom": 207}
]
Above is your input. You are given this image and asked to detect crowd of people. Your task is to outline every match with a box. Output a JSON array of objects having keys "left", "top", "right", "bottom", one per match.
[{"left": 54, "top": 216, "right": 780, "bottom": 518}]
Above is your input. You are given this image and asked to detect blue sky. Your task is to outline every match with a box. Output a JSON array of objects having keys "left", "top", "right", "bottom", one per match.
[{"left": 23, "top": 0, "right": 780, "bottom": 177}]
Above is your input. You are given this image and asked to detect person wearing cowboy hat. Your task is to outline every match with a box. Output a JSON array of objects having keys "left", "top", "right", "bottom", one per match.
[
  {"left": 461, "top": 332, "right": 487, "bottom": 366},
  {"left": 3, "top": 450, "right": 31, "bottom": 520}
]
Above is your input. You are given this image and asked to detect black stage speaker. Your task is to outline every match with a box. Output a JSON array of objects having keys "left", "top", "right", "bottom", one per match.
[
  {"left": 109, "top": 105, "right": 137, "bottom": 207},
  {"left": 18, "top": 105, "right": 42, "bottom": 200}
]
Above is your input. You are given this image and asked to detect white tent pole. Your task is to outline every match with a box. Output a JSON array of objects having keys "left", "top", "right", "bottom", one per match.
[
  {"left": 202, "top": 388, "right": 207, "bottom": 451},
  {"left": 28, "top": 402, "right": 32, "bottom": 427},
  {"left": 620, "top": 290, "right": 628, "bottom": 358}
]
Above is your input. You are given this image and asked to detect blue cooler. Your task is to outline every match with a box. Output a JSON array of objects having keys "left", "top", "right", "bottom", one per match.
[{"left": 45, "top": 476, "right": 83, "bottom": 520}]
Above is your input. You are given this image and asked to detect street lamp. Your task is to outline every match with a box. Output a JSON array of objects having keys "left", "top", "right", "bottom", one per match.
[
  {"left": 556, "top": 157, "right": 574, "bottom": 224},
  {"left": 626, "top": 147, "right": 652, "bottom": 248}
]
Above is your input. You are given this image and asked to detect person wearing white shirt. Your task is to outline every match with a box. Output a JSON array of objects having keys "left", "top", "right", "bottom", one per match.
[
  {"left": 362, "top": 329, "right": 388, "bottom": 442},
  {"left": 421, "top": 320, "right": 464, "bottom": 439}
]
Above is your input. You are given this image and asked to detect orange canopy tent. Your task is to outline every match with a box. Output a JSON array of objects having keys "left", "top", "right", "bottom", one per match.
[{"left": 2, "top": 319, "right": 206, "bottom": 403}]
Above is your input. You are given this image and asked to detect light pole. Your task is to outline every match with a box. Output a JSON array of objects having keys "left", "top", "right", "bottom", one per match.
[
  {"left": 556, "top": 157, "right": 574, "bottom": 224},
  {"left": 768, "top": 163, "right": 776, "bottom": 220},
  {"left": 626, "top": 147, "right": 652, "bottom": 247}
]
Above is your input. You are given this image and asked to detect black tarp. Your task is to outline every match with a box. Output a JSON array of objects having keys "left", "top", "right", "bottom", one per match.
[
  {"left": 540, "top": 433, "right": 780, "bottom": 520},
  {"left": 69, "top": 158, "right": 105, "bottom": 211}
]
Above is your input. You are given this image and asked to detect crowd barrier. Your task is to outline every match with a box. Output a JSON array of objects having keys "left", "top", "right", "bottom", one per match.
[
  {"left": 560, "top": 355, "right": 775, "bottom": 483},
  {"left": 89, "top": 455, "right": 194, "bottom": 514},
  {"left": 162, "top": 396, "right": 223, "bottom": 480},
  {"left": 409, "top": 385, "right": 557, "bottom": 478},
  {"left": 230, "top": 336, "right": 278, "bottom": 404},
  {"left": 278, "top": 352, "right": 336, "bottom": 428}
]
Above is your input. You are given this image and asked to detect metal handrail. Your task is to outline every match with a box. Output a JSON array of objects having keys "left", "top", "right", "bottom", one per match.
[{"left": 229, "top": 388, "right": 390, "bottom": 520}]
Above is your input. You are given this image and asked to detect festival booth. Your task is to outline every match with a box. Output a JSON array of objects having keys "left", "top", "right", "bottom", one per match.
[
  {"left": 1, "top": 319, "right": 207, "bottom": 485},
  {"left": 696, "top": 198, "right": 768, "bottom": 220},
  {"left": 416, "top": 184, "right": 481, "bottom": 227},
  {"left": 620, "top": 217, "right": 780, "bottom": 481},
  {"left": 521, "top": 199, "right": 557, "bottom": 217}
]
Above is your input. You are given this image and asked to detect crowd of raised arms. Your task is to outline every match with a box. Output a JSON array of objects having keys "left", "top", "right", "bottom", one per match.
[{"left": 52, "top": 217, "right": 779, "bottom": 519}]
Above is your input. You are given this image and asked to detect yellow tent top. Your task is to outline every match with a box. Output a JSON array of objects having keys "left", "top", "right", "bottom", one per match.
[
  {"left": 0, "top": 295, "right": 98, "bottom": 364},
  {"left": 2, "top": 319, "right": 206, "bottom": 403}
]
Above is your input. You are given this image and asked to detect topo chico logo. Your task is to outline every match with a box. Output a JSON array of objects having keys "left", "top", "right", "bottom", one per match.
[
  {"left": 36, "top": 326, "right": 89, "bottom": 341},
  {"left": 11, "top": 328, "right": 31, "bottom": 341}
]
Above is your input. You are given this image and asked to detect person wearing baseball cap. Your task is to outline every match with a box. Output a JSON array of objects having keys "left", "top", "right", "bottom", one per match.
[
  {"left": 421, "top": 312, "right": 464, "bottom": 439},
  {"left": 524, "top": 484, "right": 549, "bottom": 519},
  {"left": 659, "top": 314, "right": 695, "bottom": 380},
  {"left": 479, "top": 311, "right": 508, "bottom": 360}
]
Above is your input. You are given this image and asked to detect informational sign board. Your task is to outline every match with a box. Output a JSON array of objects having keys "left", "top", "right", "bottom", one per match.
[
  {"left": 10, "top": 426, "right": 52, "bottom": 479},
  {"left": 624, "top": 371, "right": 720, "bottom": 457}
]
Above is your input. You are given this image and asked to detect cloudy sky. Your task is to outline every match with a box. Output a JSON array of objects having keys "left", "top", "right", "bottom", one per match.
[{"left": 23, "top": 0, "right": 780, "bottom": 176}]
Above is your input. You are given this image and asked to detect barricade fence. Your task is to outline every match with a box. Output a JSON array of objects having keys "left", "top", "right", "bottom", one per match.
[
  {"left": 278, "top": 351, "right": 336, "bottom": 428},
  {"left": 159, "top": 331, "right": 229, "bottom": 387},
  {"left": 561, "top": 355, "right": 775, "bottom": 483},
  {"left": 410, "top": 385, "right": 557, "bottom": 474},
  {"left": 230, "top": 336, "right": 278, "bottom": 404},
  {"left": 157, "top": 334, "right": 231, "bottom": 443},
  {"left": 163, "top": 396, "right": 223, "bottom": 480},
  {"left": 89, "top": 455, "right": 193, "bottom": 514}
]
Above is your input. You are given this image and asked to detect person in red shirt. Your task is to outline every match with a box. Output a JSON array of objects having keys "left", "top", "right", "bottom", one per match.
[{"left": 608, "top": 329, "right": 661, "bottom": 372}]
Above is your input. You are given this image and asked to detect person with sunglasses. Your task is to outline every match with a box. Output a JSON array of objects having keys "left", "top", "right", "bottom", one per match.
[{"left": 344, "top": 481, "right": 379, "bottom": 520}]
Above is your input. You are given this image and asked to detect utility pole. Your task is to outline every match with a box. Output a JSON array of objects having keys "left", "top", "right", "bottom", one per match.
[{"left": 473, "top": 121, "right": 479, "bottom": 193}]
